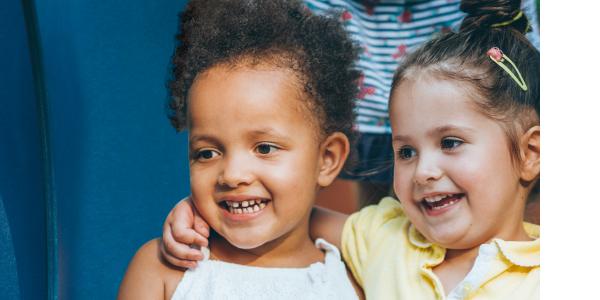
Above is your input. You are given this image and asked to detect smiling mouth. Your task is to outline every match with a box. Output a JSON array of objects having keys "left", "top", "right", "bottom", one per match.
[
  {"left": 219, "top": 199, "right": 270, "bottom": 215},
  {"left": 421, "top": 193, "right": 465, "bottom": 211}
]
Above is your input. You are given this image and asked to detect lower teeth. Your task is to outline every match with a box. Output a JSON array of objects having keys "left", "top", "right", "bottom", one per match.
[
  {"left": 432, "top": 199, "right": 456, "bottom": 210},
  {"left": 425, "top": 195, "right": 463, "bottom": 210}
]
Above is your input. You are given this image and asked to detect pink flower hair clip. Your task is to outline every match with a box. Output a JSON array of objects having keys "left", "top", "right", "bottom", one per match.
[{"left": 486, "top": 47, "right": 528, "bottom": 91}]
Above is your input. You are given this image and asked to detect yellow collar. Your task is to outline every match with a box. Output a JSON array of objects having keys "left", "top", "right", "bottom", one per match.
[
  {"left": 493, "top": 223, "right": 540, "bottom": 267},
  {"left": 407, "top": 222, "right": 540, "bottom": 268}
]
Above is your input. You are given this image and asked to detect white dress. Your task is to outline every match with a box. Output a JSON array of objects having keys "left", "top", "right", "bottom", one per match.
[{"left": 171, "top": 238, "right": 358, "bottom": 300}]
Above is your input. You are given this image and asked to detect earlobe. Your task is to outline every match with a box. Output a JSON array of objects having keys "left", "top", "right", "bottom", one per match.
[
  {"left": 519, "top": 125, "right": 540, "bottom": 182},
  {"left": 317, "top": 132, "right": 350, "bottom": 187}
]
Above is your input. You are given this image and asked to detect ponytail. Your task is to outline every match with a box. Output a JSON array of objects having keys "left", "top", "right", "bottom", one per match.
[{"left": 460, "top": 0, "right": 530, "bottom": 34}]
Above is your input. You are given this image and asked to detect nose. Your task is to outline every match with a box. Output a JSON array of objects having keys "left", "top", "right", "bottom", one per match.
[
  {"left": 413, "top": 153, "right": 443, "bottom": 186},
  {"left": 217, "top": 153, "right": 254, "bottom": 188}
]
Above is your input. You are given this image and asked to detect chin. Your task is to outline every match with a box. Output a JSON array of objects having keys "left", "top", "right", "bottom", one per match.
[
  {"left": 420, "top": 222, "right": 472, "bottom": 248},
  {"left": 230, "top": 240, "right": 267, "bottom": 250},
  {"left": 224, "top": 233, "right": 269, "bottom": 250}
]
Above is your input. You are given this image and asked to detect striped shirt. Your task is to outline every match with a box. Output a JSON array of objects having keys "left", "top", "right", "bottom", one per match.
[{"left": 304, "top": 0, "right": 540, "bottom": 134}]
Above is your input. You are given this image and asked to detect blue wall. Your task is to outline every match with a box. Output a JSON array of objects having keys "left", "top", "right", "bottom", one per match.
[
  {"left": 1, "top": 1, "right": 46, "bottom": 299},
  {"left": 1, "top": 0, "right": 190, "bottom": 298}
]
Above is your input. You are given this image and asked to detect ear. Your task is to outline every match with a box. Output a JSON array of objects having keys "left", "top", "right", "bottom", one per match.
[
  {"left": 519, "top": 125, "right": 540, "bottom": 182},
  {"left": 317, "top": 132, "right": 350, "bottom": 187}
]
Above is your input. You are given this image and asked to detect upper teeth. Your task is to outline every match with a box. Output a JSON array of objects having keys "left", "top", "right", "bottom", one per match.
[
  {"left": 226, "top": 199, "right": 264, "bottom": 208},
  {"left": 423, "top": 194, "right": 451, "bottom": 203},
  {"left": 224, "top": 199, "right": 268, "bottom": 214}
]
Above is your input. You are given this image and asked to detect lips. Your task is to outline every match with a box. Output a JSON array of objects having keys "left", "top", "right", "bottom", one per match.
[{"left": 420, "top": 193, "right": 465, "bottom": 212}]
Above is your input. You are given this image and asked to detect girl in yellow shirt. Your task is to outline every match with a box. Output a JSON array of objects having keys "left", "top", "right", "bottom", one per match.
[{"left": 161, "top": 0, "right": 540, "bottom": 298}]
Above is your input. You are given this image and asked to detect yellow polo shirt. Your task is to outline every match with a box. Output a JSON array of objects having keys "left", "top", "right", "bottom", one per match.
[{"left": 341, "top": 197, "right": 539, "bottom": 300}]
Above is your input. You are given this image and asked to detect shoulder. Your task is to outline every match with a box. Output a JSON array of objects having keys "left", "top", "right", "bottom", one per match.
[
  {"left": 118, "top": 238, "right": 185, "bottom": 300},
  {"left": 343, "top": 196, "right": 410, "bottom": 249},
  {"left": 340, "top": 197, "right": 409, "bottom": 289},
  {"left": 346, "top": 197, "right": 408, "bottom": 230}
]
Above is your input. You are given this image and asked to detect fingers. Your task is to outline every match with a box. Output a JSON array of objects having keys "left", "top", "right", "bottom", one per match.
[
  {"left": 193, "top": 214, "right": 210, "bottom": 239},
  {"left": 160, "top": 196, "right": 211, "bottom": 269},
  {"left": 161, "top": 222, "right": 204, "bottom": 268},
  {"left": 172, "top": 220, "right": 209, "bottom": 248},
  {"left": 160, "top": 237, "right": 198, "bottom": 269},
  {"left": 171, "top": 199, "right": 209, "bottom": 247}
]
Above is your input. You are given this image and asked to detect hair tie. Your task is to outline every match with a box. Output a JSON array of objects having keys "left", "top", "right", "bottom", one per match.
[
  {"left": 487, "top": 47, "right": 528, "bottom": 91},
  {"left": 491, "top": 10, "right": 523, "bottom": 28}
]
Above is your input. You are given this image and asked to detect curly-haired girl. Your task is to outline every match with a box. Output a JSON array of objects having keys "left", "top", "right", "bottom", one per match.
[{"left": 118, "top": 0, "right": 363, "bottom": 299}]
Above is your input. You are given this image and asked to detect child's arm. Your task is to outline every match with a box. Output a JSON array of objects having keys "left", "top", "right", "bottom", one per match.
[
  {"left": 309, "top": 206, "right": 349, "bottom": 249},
  {"left": 118, "top": 239, "right": 175, "bottom": 300}
]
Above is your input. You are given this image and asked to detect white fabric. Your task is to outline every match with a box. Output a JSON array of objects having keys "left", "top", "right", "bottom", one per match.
[
  {"left": 446, "top": 243, "right": 500, "bottom": 300},
  {"left": 171, "top": 238, "right": 358, "bottom": 300}
]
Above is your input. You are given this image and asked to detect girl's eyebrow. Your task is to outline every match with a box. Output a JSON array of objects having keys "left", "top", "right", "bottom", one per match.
[
  {"left": 248, "top": 128, "right": 290, "bottom": 141},
  {"left": 429, "top": 125, "right": 475, "bottom": 136},
  {"left": 392, "top": 134, "right": 410, "bottom": 143},
  {"left": 189, "top": 129, "right": 291, "bottom": 145},
  {"left": 393, "top": 125, "right": 475, "bottom": 142},
  {"left": 189, "top": 134, "right": 220, "bottom": 145}
]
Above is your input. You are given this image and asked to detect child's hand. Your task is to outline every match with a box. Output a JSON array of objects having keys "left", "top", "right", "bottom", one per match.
[{"left": 160, "top": 196, "right": 210, "bottom": 268}]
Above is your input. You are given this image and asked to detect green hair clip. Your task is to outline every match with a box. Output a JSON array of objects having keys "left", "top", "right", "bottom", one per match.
[
  {"left": 491, "top": 10, "right": 531, "bottom": 33},
  {"left": 487, "top": 47, "right": 528, "bottom": 91},
  {"left": 491, "top": 11, "right": 523, "bottom": 28}
]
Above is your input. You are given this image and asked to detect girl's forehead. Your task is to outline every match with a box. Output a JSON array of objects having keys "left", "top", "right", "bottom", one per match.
[
  {"left": 389, "top": 76, "right": 496, "bottom": 134},
  {"left": 189, "top": 64, "right": 324, "bottom": 139},
  {"left": 391, "top": 76, "right": 477, "bottom": 110}
]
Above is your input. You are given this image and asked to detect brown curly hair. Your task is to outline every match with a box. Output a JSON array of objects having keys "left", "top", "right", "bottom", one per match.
[{"left": 167, "top": 0, "right": 361, "bottom": 143}]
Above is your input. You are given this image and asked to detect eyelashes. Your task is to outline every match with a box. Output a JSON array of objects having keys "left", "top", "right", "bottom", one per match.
[
  {"left": 396, "top": 137, "right": 465, "bottom": 160},
  {"left": 440, "top": 137, "right": 464, "bottom": 150},
  {"left": 255, "top": 143, "right": 280, "bottom": 155},
  {"left": 192, "top": 149, "right": 221, "bottom": 161},
  {"left": 397, "top": 146, "right": 417, "bottom": 160},
  {"left": 191, "top": 143, "right": 281, "bottom": 162}
]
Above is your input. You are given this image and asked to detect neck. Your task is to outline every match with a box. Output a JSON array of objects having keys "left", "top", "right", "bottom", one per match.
[
  {"left": 495, "top": 186, "right": 534, "bottom": 242},
  {"left": 209, "top": 215, "right": 323, "bottom": 268}
]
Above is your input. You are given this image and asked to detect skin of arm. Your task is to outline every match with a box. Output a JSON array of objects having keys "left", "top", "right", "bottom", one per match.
[
  {"left": 309, "top": 206, "right": 349, "bottom": 250},
  {"left": 118, "top": 239, "right": 182, "bottom": 300}
]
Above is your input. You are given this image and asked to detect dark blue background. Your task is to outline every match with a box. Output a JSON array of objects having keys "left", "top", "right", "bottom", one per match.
[{"left": 1, "top": 0, "right": 190, "bottom": 298}]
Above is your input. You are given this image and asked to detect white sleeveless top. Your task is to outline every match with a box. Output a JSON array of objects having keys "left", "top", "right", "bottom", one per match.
[{"left": 171, "top": 238, "right": 358, "bottom": 300}]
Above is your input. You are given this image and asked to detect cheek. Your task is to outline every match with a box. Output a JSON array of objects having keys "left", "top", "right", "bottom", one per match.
[
  {"left": 393, "top": 162, "right": 413, "bottom": 200},
  {"left": 452, "top": 145, "right": 515, "bottom": 190},
  {"left": 189, "top": 166, "right": 216, "bottom": 195},
  {"left": 448, "top": 147, "right": 519, "bottom": 219},
  {"left": 271, "top": 152, "right": 319, "bottom": 185}
]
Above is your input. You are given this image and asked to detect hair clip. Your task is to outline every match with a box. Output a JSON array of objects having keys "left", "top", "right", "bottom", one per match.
[
  {"left": 491, "top": 10, "right": 531, "bottom": 33},
  {"left": 491, "top": 11, "right": 523, "bottom": 28},
  {"left": 487, "top": 47, "right": 528, "bottom": 91}
]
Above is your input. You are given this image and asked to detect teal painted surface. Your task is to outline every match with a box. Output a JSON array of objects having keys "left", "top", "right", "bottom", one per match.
[
  {"left": 1, "top": 1, "right": 47, "bottom": 299},
  {"left": 2, "top": 0, "right": 191, "bottom": 298},
  {"left": 33, "top": 1, "right": 190, "bottom": 298}
]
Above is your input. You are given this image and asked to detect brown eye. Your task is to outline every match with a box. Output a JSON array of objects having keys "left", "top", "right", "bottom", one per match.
[
  {"left": 440, "top": 138, "right": 463, "bottom": 150},
  {"left": 256, "top": 143, "right": 278, "bottom": 155},
  {"left": 194, "top": 149, "right": 220, "bottom": 161},
  {"left": 398, "top": 147, "right": 416, "bottom": 160}
]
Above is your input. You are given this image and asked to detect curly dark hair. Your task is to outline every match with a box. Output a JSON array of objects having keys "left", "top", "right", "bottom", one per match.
[
  {"left": 391, "top": 0, "right": 539, "bottom": 166},
  {"left": 168, "top": 0, "right": 361, "bottom": 142}
]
